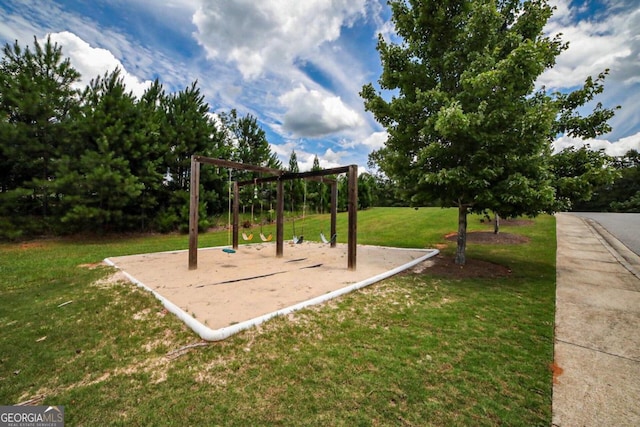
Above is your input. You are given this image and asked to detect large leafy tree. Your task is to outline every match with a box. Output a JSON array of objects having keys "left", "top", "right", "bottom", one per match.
[
  {"left": 0, "top": 36, "right": 80, "bottom": 234},
  {"left": 357, "top": 173, "right": 375, "bottom": 210},
  {"left": 361, "top": 0, "right": 616, "bottom": 264},
  {"left": 549, "top": 145, "right": 618, "bottom": 211},
  {"left": 580, "top": 149, "right": 640, "bottom": 212},
  {"left": 609, "top": 150, "right": 640, "bottom": 212}
]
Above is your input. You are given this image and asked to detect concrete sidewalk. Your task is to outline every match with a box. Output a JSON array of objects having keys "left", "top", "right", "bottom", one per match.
[{"left": 553, "top": 213, "right": 640, "bottom": 426}]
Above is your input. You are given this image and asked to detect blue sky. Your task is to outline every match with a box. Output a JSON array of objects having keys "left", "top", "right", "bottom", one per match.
[{"left": 1, "top": 0, "right": 639, "bottom": 172}]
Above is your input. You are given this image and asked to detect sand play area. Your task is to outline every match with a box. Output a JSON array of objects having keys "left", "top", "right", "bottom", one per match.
[{"left": 105, "top": 242, "right": 438, "bottom": 341}]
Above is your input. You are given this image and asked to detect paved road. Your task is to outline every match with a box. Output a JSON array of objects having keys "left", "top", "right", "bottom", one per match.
[{"left": 572, "top": 212, "right": 640, "bottom": 256}]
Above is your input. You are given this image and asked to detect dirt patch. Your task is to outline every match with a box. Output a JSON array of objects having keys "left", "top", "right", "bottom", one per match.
[
  {"left": 106, "top": 243, "right": 437, "bottom": 333},
  {"left": 78, "top": 262, "right": 103, "bottom": 269},
  {"left": 416, "top": 254, "right": 512, "bottom": 279},
  {"left": 92, "top": 270, "right": 129, "bottom": 288},
  {"left": 19, "top": 242, "right": 46, "bottom": 250},
  {"left": 445, "top": 231, "right": 530, "bottom": 244}
]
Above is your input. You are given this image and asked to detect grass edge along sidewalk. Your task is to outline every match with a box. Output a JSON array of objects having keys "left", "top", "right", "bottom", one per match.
[{"left": 0, "top": 208, "right": 556, "bottom": 426}]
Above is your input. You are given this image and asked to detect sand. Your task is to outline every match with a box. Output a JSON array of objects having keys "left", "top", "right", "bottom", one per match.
[{"left": 105, "top": 242, "right": 438, "bottom": 340}]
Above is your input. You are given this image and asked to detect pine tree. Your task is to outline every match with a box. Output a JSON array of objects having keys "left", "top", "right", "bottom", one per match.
[
  {"left": 287, "top": 151, "right": 304, "bottom": 213},
  {"left": 56, "top": 69, "right": 144, "bottom": 232},
  {"left": 220, "top": 109, "right": 281, "bottom": 218},
  {"left": 160, "top": 82, "right": 229, "bottom": 232},
  {"left": 0, "top": 36, "right": 80, "bottom": 235}
]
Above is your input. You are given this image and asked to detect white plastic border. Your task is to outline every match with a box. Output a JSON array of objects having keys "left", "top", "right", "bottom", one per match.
[{"left": 104, "top": 246, "right": 439, "bottom": 341}]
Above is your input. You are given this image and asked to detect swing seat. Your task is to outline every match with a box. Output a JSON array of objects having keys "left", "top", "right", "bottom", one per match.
[
  {"left": 260, "top": 232, "right": 273, "bottom": 242},
  {"left": 292, "top": 235, "right": 304, "bottom": 244},
  {"left": 222, "top": 248, "right": 236, "bottom": 254},
  {"left": 242, "top": 232, "right": 253, "bottom": 241},
  {"left": 320, "top": 232, "right": 337, "bottom": 244}
]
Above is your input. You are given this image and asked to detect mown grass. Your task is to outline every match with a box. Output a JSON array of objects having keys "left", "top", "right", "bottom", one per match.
[{"left": 0, "top": 208, "right": 555, "bottom": 426}]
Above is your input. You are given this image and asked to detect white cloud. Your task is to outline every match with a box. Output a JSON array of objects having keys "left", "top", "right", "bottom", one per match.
[
  {"left": 192, "top": 0, "right": 367, "bottom": 80},
  {"left": 539, "top": 1, "right": 640, "bottom": 146},
  {"left": 361, "top": 131, "right": 388, "bottom": 150},
  {"left": 278, "top": 84, "right": 365, "bottom": 138},
  {"left": 552, "top": 132, "right": 640, "bottom": 157},
  {"left": 540, "top": 0, "right": 638, "bottom": 89},
  {"left": 1, "top": 1, "right": 199, "bottom": 101},
  {"left": 46, "top": 31, "right": 153, "bottom": 98},
  {"left": 270, "top": 140, "right": 347, "bottom": 171},
  {"left": 0, "top": 11, "right": 40, "bottom": 44}
]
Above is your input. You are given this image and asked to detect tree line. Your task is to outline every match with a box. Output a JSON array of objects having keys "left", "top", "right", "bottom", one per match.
[
  {"left": 2, "top": 28, "right": 636, "bottom": 244},
  {"left": 0, "top": 36, "right": 378, "bottom": 240},
  {"left": 369, "top": 145, "right": 639, "bottom": 214}
]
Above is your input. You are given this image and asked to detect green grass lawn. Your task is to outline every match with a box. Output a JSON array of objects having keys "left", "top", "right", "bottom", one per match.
[{"left": 0, "top": 207, "right": 556, "bottom": 426}]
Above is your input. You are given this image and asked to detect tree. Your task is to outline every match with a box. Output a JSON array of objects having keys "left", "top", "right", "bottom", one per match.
[
  {"left": 161, "top": 82, "right": 229, "bottom": 232},
  {"left": 55, "top": 69, "right": 145, "bottom": 232},
  {"left": 220, "top": 109, "right": 281, "bottom": 219},
  {"left": 361, "top": 0, "right": 616, "bottom": 264},
  {"left": 286, "top": 151, "right": 304, "bottom": 213},
  {"left": 337, "top": 174, "right": 349, "bottom": 212},
  {"left": 549, "top": 145, "right": 618, "bottom": 211},
  {"left": 307, "top": 155, "right": 322, "bottom": 213},
  {"left": 0, "top": 36, "right": 80, "bottom": 235},
  {"left": 358, "top": 173, "right": 375, "bottom": 210},
  {"left": 581, "top": 149, "right": 640, "bottom": 212},
  {"left": 223, "top": 110, "right": 280, "bottom": 169},
  {"left": 609, "top": 150, "right": 640, "bottom": 212},
  {"left": 367, "top": 172, "right": 408, "bottom": 207}
]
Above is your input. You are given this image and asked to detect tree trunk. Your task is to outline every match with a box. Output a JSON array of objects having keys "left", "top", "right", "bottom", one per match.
[
  {"left": 494, "top": 212, "right": 500, "bottom": 234},
  {"left": 455, "top": 204, "right": 468, "bottom": 265}
]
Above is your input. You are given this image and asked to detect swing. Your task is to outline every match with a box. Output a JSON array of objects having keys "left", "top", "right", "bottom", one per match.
[
  {"left": 241, "top": 179, "right": 258, "bottom": 241},
  {"left": 320, "top": 232, "right": 337, "bottom": 244},
  {"left": 260, "top": 230, "right": 273, "bottom": 242},
  {"left": 292, "top": 216, "right": 303, "bottom": 244},
  {"left": 319, "top": 178, "right": 336, "bottom": 244},
  {"left": 258, "top": 181, "right": 273, "bottom": 242},
  {"left": 223, "top": 169, "right": 236, "bottom": 254},
  {"left": 292, "top": 180, "right": 306, "bottom": 244}
]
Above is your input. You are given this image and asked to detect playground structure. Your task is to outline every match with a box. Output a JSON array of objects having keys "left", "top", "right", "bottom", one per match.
[
  {"left": 188, "top": 155, "right": 359, "bottom": 270},
  {"left": 106, "top": 155, "right": 440, "bottom": 341}
]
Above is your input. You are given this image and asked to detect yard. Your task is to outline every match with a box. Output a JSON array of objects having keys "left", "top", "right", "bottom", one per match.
[{"left": 0, "top": 207, "right": 556, "bottom": 426}]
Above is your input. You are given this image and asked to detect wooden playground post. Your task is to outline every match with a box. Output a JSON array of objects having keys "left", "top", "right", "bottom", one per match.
[
  {"left": 188, "top": 157, "right": 200, "bottom": 270},
  {"left": 347, "top": 165, "right": 358, "bottom": 270},
  {"left": 330, "top": 182, "right": 337, "bottom": 248},
  {"left": 232, "top": 181, "right": 239, "bottom": 250},
  {"left": 276, "top": 178, "right": 284, "bottom": 257}
]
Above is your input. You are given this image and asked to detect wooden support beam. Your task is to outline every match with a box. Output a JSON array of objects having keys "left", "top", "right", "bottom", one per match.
[
  {"left": 188, "top": 157, "right": 200, "bottom": 270},
  {"left": 276, "top": 178, "right": 284, "bottom": 257},
  {"left": 330, "top": 182, "right": 337, "bottom": 248},
  {"left": 232, "top": 181, "right": 239, "bottom": 249},
  {"left": 278, "top": 166, "right": 350, "bottom": 181},
  {"left": 237, "top": 174, "right": 336, "bottom": 186},
  {"left": 193, "top": 156, "right": 284, "bottom": 176},
  {"left": 347, "top": 165, "right": 358, "bottom": 270}
]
